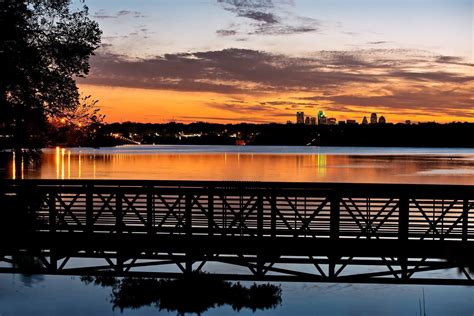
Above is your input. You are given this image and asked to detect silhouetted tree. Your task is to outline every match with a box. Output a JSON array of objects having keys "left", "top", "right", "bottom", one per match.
[
  {"left": 81, "top": 273, "right": 282, "bottom": 315},
  {"left": 0, "top": 0, "right": 101, "bottom": 172}
]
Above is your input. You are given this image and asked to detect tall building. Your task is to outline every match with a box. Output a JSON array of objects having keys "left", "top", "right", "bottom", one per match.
[
  {"left": 378, "top": 116, "right": 386, "bottom": 124},
  {"left": 370, "top": 113, "right": 377, "bottom": 124},
  {"left": 317, "top": 110, "right": 326, "bottom": 125},
  {"left": 305, "top": 116, "right": 310, "bottom": 125},
  {"left": 296, "top": 112, "right": 305, "bottom": 124},
  {"left": 310, "top": 117, "right": 317, "bottom": 125},
  {"left": 362, "top": 116, "right": 368, "bottom": 125}
]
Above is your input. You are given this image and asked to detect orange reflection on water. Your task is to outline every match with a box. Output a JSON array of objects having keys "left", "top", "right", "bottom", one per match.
[
  {"left": 11, "top": 151, "right": 16, "bottom": 180},
  {"left": 32, "top": 149, "right": 474, "bottom": 185}
]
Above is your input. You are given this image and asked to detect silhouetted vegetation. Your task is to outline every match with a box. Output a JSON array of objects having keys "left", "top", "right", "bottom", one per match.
[
  {"left": 0, "top": 0, "right": 102, "bottom": 162},
  {"left": 81, "top": 273, "right": 282, "bottom": 315},
  {"left": 99, "top": 121, "right": 474, "bottom": 147}
]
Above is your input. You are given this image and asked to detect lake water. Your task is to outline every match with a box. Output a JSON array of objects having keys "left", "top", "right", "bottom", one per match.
[
  {"left": 0, "top": 145, "right": 473, "bottom": 315},
  {"left": 3, "top": 145, "right": 474, "bottom": 184}
]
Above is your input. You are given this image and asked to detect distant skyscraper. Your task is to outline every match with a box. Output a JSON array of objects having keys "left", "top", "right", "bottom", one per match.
[
  {"left": 310, "top": 117, "right": 317, "bottom": 125},
  {"left": 370, "top": 113, "right": 377, "bottom": 124},
  {"left": 362, "top": 116, "right": 368, "bottom": 125},
  {"left": 378, "top": 116, "right": 386, "bottom": 124},
  {"left": 317, "top": 110, "right": 326, "bottom": 125},
  {"left": 296, "top": 112, "right": 305, "bottom": 124},
  {"left": 305, "top": 116, "right": 310, "bottom": 125}
]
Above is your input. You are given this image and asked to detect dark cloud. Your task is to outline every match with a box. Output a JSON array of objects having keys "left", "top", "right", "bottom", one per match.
[
  {"left": 239, "top": 10, "right": 278, "bottom": 23},
  {"left": 93, "top": 9, "right": 146, "bottom": 20},
  {"left": 83, "top": 48, "right": 473, "bottom": 94},
  {"left": 435, "top": 56, "right": 474, "bottom": 67},
  {"left": 367, "top": 41, "right": 390, "bottom": 45},
  {"left": 216, "top": 29, "right": 238, "bottom": 36},
  {"left": 216, "top": 0, "right": 319, "bottom": 36},
  {"left": 389, "top": 70, "right": 474, "bottom": 83}
]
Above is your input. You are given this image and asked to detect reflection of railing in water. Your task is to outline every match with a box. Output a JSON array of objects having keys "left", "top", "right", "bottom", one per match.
[{"left": 0, "top": 179, "right": 473, "bottom": 285}]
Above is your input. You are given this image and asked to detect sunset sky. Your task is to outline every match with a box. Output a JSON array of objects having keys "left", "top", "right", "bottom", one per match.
[{"left": 78, "top": 0, "right": 473, "bottom": 124}]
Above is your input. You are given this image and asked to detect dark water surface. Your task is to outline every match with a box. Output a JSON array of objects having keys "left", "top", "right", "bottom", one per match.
[{"left": 0, "top": 145, "right": 473, "bottom": 315}]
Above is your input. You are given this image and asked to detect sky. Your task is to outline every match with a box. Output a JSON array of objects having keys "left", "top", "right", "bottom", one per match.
[{"left": 78, "top": 0, "right": 474, "bottom": 123}]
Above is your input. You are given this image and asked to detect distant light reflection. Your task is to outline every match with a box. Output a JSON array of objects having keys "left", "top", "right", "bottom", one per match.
[
  {"left": 12, "top": 151, "right": 16, "bottom": 180},
  {"left": 55, "top": 147, "right": 60, "bottom": 179},
  {"left": 61, "top": 148, "right": 65, "bottom": 179},
  {"left": 316, "top": 154, "right": 327, "bottom": 177}
]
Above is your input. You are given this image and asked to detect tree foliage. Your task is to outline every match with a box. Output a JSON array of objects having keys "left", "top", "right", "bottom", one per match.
[{"left": 0, "top": 0, "right": 101, "bottom": 149}]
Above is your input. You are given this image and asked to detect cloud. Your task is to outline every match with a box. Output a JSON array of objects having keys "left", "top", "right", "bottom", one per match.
[
  {"left": 367, "top": 41, "right": 391, "bottom": 45},
  {"left": 84, "top": 48, "right": 473, "bottom": 92},
  {"left": 216, "top": 29, "right": 238, "bottom": 36},
  {"left": 81, "top": 48, "right": 473, "bottom": 119},
  {"left": 216, "top": 0, "right": 319, "bottom": 36},
  {"left": 93, "top": 9, "right": 146, "bottom": 20}
]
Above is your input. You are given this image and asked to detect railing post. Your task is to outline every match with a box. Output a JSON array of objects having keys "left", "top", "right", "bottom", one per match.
[
  {"left": 116, "top": 191, "right": 123, "bottom": 234},
  {"left": 208, "top": 187, "right": 214, "bottom": 236},
  {"left": 271, "top": 192, "right": 277, "bottom": 238},
  {"left": 463, "top": 199, "right": 469, "bottom": 242},
  {"left": 399, "top": 194, "right": 409, "bottom": 278},
  {"left": 49, "top": 191, "right": 56, "bottom": 234},
  {"left": 185, "top": 191, "right": 193, "bottom": 274},
  {"left": 257, "top": 194, "right": 263, "bottom": 238},
  {"left": 399, "top": 195, "right": 409, "bottom": 241},
  {"left": 185, "top": 193, "right": 192, "bottom": 237},
  {"left": 330, "top": 193, "right": 340, "bottom": 240},
  {"left": 147, "top": 185, "right": 153, "bottom": 235},
  {"left": 86, "top": 184, "right": 93, "bottom": 234}
]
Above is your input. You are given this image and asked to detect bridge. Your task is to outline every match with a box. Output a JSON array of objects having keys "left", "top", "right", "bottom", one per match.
[{"left": 0, "top": 179, "right": 473, "bottom": 285}]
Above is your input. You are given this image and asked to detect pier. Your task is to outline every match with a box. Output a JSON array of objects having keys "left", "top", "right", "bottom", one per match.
[{"left": 0, "top": 179, "right": 473, "bottom": 285}]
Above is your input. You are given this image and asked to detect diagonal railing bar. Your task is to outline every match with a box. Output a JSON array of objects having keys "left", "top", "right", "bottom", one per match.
[
  {"left": 94, "top": 193, "right": 116, "bottom": 223},
  {"left": 341, "top": 199, "right": 366, "bottom": 232},
  {"left": 372, "top": 202, "right": 399, "bottom": 234},
  {"left": 226, "top": 195, "right": 256, "bottom": 230},
  {"left": 218, "top": 195, "right": 250, "bottom": 232},
  {"left": 58, "top": 257, "right": 70, "bottom": 271},
  {"left": 366, "top": 198, "right": 394, "bottom": 228},
  {"left": 407, "top": 258, "right": 427, "bottom": 278},
  {"left": 419, "top": 199, "right": 458, "bottom": 239},
  {"left": 411, "top": 199, "right": 441, "bottom": 236},
  {"left": 122, "top": 194, "right": 147, "bottom": 226},
  {"left": 156, "top": 194, "right": 185, "bottom": 229},
  {"left": 56, "top": 193, "right": 82, "bottom": 226},
  {"left": 309, "top": 255, "right": 327, "bottom": 277}
]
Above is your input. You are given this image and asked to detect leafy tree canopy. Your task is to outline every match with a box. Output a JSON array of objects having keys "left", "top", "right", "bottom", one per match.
[{"left": 0, "top": 0, "right": 101, "bottom": 149}]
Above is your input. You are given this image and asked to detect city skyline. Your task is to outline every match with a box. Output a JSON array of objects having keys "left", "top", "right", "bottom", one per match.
[{"left": 78, "top": 0, "right": 473, "bottom": 124}]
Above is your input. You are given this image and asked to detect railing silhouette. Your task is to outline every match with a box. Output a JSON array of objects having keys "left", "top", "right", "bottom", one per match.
[{"left": 0, "top": 179, "right": 473, "bottom": 285}]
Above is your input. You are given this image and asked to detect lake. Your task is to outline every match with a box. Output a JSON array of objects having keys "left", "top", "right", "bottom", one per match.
[
  {"left": 3, "top": 145, "right": 474, "bottom": 184},
  {"left": 0, "top": 145, "right": 473, "bottom": 315}
]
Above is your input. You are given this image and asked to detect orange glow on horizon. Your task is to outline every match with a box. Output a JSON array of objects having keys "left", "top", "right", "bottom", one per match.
[{"left": 79, "top": 83, "right": 474, "bottom": 124}]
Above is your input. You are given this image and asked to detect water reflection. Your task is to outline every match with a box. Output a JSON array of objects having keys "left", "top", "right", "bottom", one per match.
[
  {"left": 1, "top": 145, "right": 474, "bottom": 183},
  {"left": 3, "top": 146, "right": 470, "bottom": 184},
  {"left": 81, "top": 274, "right": 282, "bottom": 315}
]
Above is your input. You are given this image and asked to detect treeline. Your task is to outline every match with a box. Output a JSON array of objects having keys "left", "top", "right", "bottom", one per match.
[{"left": 101, "top": 122, "right": 474, "bottom": 148}]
